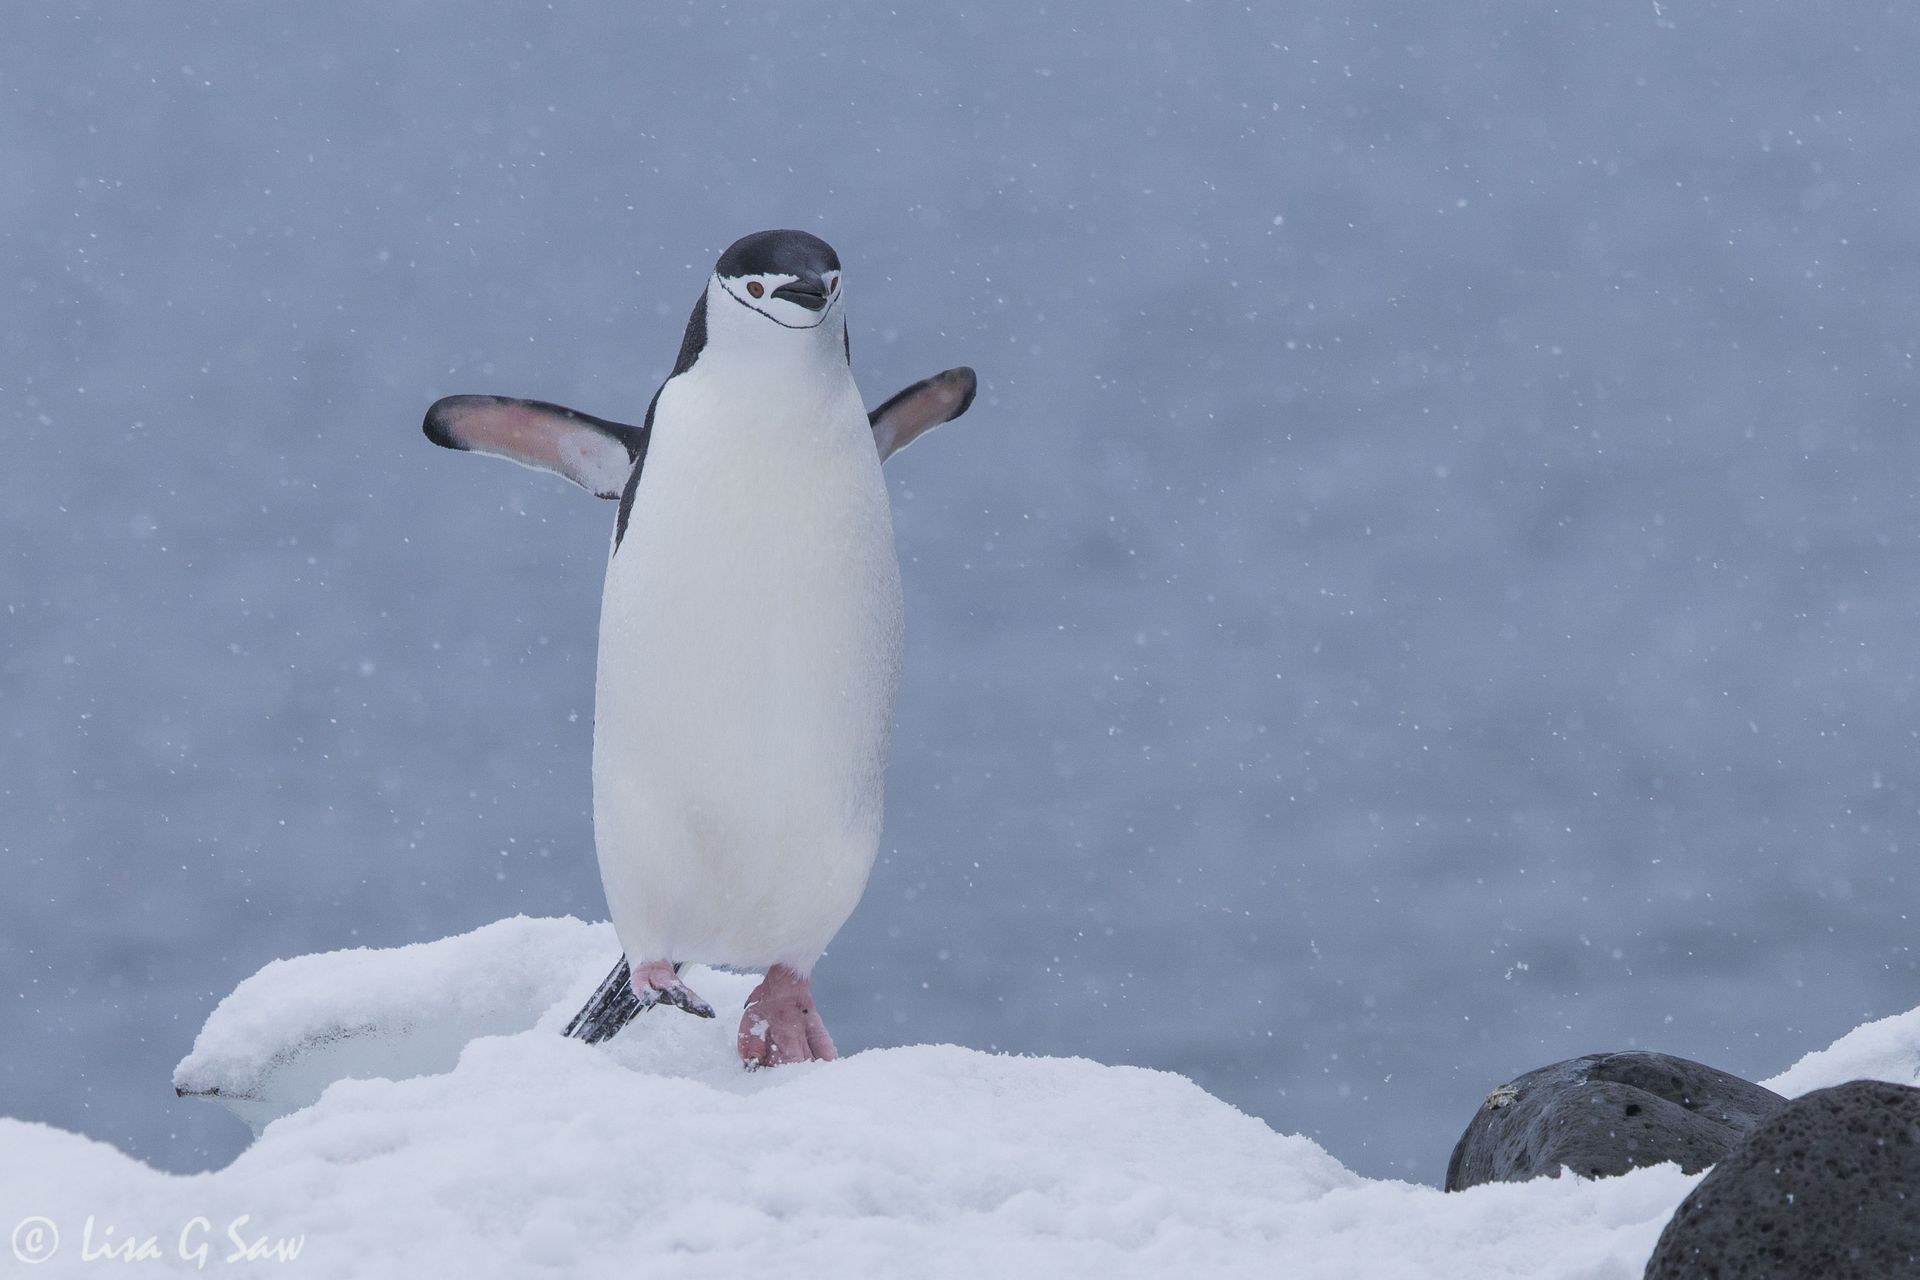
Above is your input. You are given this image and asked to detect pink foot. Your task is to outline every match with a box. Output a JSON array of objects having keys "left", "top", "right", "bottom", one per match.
[
  {"left": 737, "top": 964, "right": 837, "bottom": 1068},
  {"left": 629, "top": 958, "right": 715, "bottom": 1019}
]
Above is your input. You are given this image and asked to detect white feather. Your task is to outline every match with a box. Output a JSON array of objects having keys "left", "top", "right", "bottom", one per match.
[{"left": 591, "top": 277, "right": 902, "bottom": 973}]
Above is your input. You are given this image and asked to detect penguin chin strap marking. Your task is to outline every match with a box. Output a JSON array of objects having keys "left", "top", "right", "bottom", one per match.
[{"left": 718, "top": 278, "right": 835, "bottom": 330}]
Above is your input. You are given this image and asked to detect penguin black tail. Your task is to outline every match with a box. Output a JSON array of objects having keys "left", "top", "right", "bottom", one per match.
[{"left": 562, "top": 955, "right": 644, "bottom": 1044}]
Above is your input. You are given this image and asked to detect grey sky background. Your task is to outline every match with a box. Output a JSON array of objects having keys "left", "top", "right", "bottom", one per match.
[{"left": 3, "top": 2, "right": 1917, "bottom": 1183}]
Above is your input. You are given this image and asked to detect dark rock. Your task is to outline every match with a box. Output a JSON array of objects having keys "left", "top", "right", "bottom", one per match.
[
  {"left": 1445, "top": 1051, "right": 1785, "bottom": 1191},
  {"left": 1643, "top": 1079, "right": 1920, "bottom": 1279}
]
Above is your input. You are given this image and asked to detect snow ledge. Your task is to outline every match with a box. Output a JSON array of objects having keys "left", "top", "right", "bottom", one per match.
[{"left": 0, "top": 917, "right": 1910, "bottom": 1278}]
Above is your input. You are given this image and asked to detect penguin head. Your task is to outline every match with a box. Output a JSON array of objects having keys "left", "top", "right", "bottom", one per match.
[{"left": 711, "top": 229, "right": 843, "bottom": 332}]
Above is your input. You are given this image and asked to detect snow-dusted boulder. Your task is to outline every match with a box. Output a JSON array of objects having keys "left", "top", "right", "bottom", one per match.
[
  {"left": 0, "top": 918, "right": 1914, "bottom": 1278},
  {"left": 1445, "top": 1052, "right": 1785, "bottom": 1191},
  {"left": 1644, "top": 1080, "right": 1920, "bottom": 1278}
]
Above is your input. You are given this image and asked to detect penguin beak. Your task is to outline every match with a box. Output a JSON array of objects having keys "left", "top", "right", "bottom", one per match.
[{"left": 771, "top": 276, "right": 830, "bottom": 311}]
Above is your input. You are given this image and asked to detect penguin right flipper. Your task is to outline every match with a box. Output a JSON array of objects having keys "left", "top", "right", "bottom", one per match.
[
  {"left": 424, "top": 395, "right": 648, "bottom": 500},
  {"left": 869, "top": 367, "right": 978, "bottom": 461}
]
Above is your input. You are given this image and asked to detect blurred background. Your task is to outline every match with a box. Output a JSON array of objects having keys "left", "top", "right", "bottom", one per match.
[{"left": 3, "top": 1, "right": 1917, "bottom": 1184}]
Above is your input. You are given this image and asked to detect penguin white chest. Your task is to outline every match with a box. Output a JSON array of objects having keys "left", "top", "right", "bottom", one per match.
[{"left": 590, "top": 361, "right": 903, "bottom": 970}]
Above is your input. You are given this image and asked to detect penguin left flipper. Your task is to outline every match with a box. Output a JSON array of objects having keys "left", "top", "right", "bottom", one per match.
[
  {"left": 423, "top": 395, "right": 648, "bottom": 499},
  {"left": 869, "top": 366, "right": 977, "bottom": 462}
]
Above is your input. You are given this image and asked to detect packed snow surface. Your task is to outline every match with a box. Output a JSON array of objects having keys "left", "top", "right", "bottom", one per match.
[{"left": 2, "top": 918, "right": 1913, "bottom": 1278}]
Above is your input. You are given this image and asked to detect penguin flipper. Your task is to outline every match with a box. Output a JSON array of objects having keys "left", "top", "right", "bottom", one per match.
[
  {"left": 869, "top": 367, "right": 978, "bottom": 462},
  {"left": 424, "top": 395, "right": 648, "bottom": 500}
]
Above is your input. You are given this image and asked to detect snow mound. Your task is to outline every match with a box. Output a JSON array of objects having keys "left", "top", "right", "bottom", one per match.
[
  {"left": 171, "top": 916, "right": 623, "bottom": 1131},
  {"left": 1762, "top": 1003, "right": 1920, "bottom": 1097},
  {"left": 1, "top": 919, "right": 1913, "bottom": 1278}
]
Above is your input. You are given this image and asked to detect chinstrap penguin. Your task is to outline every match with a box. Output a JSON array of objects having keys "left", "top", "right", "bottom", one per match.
[{"left": 425, "top": 229, "right": 976, "bottom": 1066}]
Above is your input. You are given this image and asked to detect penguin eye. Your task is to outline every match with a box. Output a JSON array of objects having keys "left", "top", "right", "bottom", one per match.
[
  {"left": 828, "top": 276, "right": 839, "bottom": 294},
  {"left": 746, "top": 280, "right": 764, "bottom": 298}
]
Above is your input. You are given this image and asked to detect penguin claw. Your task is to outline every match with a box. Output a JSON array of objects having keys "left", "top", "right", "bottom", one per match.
[
  {"left": 630, "top": 958, "right": 716, "bottom": 1020},
  {"left": 640, "top": 981, "right": 716, "bottom": 1019}
]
